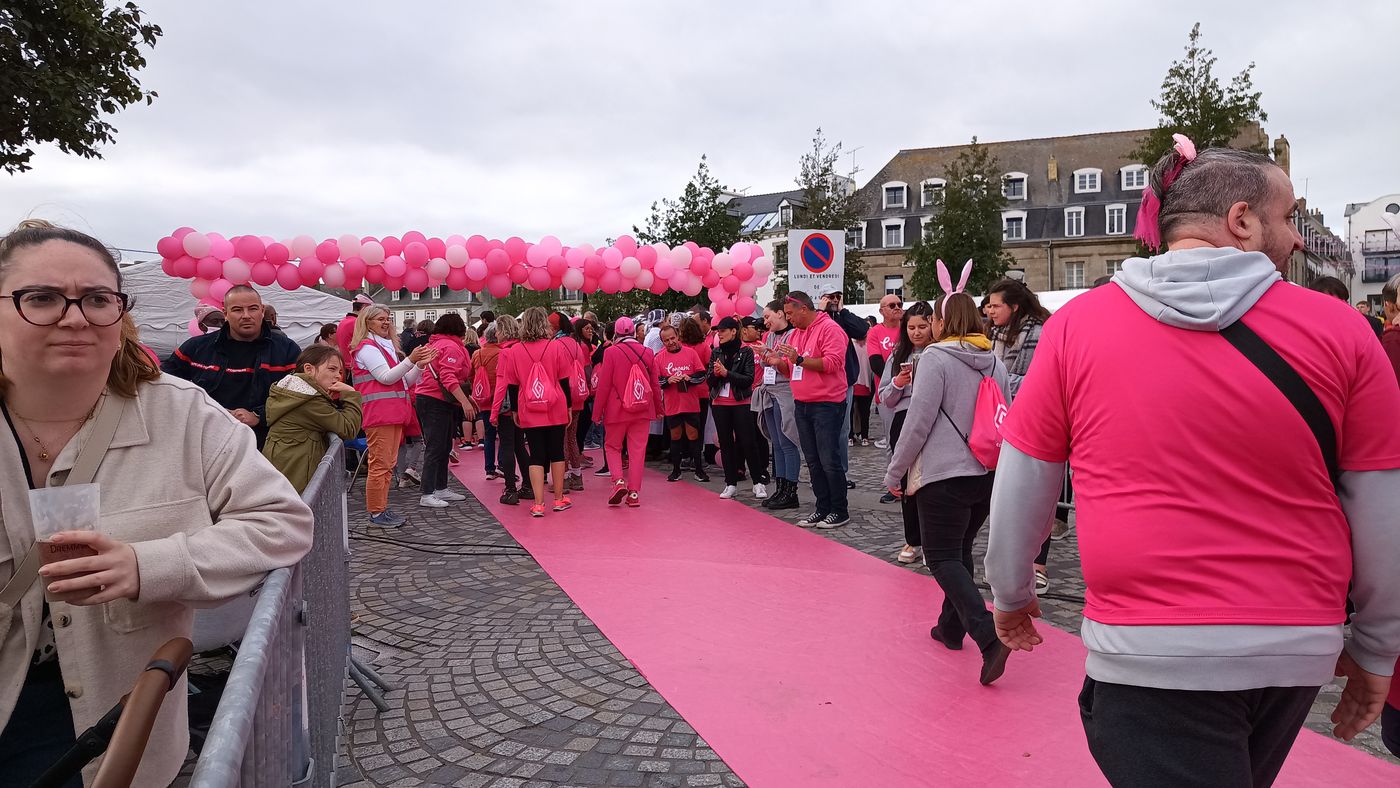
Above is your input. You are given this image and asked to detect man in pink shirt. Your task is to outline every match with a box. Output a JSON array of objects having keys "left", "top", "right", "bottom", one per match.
[
  {"left": 336, "top": 293, "right": 375, "bottom": 363},
  {"left": 778, "top": 291, "right": 855, "bottom": 528},
  {"left": 986, "top": 142, "right": 1400, "bottom": 786},
  {"left": 867, "top": 294, "right": 903, "bottom": 457}
]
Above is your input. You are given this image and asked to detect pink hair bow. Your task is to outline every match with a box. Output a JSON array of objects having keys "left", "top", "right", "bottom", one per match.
[
  {"left": 936, "top": 258, "right": 973, "bottom": 296},
  {"left": 1133, "top": 133, "right": 1198, "bottom": 251}
]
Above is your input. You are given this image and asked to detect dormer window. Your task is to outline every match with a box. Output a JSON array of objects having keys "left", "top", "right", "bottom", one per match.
[
  {"left": 883, "top": 182, "right": 908, "bottom": 209},
  {"left": 921, "top": 178, "right": 946, "bottom": 207},
  {"left": 778, "top": 204, "right": 793, "bottom": 227},
  {"left": 1120, "top": 164, "right": 1148, "bottom": 191},
  {"left": 1073, "top": 168, "right": 1103, "bottom": 194},
  {"left": 1002, "top": 172, "right": 1028, "bottom": 200}
]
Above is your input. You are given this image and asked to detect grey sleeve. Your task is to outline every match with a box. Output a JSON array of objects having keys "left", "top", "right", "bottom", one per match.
[
  {"left": 882, "top": 360, "right": 943, "bottom": 489},
  {"left": 985, "top": 443, "right": 1065, "bottom": 612},
  {"left": 878, "top": 376, "right": 906, "bottom": 408},
  {"left": 1338, "top": 468, "right": 1400, "bottom": 675}
]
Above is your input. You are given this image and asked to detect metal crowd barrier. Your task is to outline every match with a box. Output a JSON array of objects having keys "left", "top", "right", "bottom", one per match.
[{"left": 189, "top": 437, "right": 352, "bottom": 788}]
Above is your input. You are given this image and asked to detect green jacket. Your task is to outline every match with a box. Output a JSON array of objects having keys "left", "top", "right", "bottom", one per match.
[{"left": 262, "top": 373, "right": 363, "bottom": 493}]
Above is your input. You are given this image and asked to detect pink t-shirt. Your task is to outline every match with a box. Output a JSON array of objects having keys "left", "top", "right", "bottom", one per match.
[
  {"left": 788, "top": 312, "right": 849, "bottom": 403},
  {"left": 866, "top": 323, "right": 900, "bottom": 403},
  {"left": 1001, "top": 283, "right": 1400, "bottom": 628},
  {"left": 654, "top": 346, "right": 704, "bottom": 416}
]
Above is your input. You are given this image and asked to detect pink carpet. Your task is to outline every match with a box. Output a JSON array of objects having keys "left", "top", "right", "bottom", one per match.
[{"left": 452, "top": 460, "right": 1397, "bottom": 786}]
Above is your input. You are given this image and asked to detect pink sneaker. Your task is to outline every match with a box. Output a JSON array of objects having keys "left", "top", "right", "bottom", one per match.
[
  {"left": 625, "top": 492, "right": 640, "bottom": 508},
  {"left": 608, "top": 480, "right": 628, "bottom": 506},
  {"left": 553, "top": 497, "right": 573, "bottom": 512},
  {"left": 530, "top": 504, "right": 545, "bottom": 518}
]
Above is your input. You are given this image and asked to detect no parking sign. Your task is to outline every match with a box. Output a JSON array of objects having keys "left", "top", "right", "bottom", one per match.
[{"left": 786, "top": 229, "right": 845, "bottom": 296}]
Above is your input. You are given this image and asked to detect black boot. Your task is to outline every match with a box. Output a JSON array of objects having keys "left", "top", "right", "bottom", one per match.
[{"left": 770, "top": 479, "right": 800, "bottom": 510}]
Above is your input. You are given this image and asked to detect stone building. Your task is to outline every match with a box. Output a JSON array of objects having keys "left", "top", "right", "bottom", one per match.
[{"left": 1343, "top": 194, "right": 1400, "bottom": 312}]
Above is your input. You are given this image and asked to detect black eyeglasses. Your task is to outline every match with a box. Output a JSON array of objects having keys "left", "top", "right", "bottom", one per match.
[{"left": 2, "top": 288, "right": 130, "bottom": 327}]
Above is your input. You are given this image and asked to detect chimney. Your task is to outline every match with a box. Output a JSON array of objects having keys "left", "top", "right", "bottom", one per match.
[
  {"left": 1272, "top": 134, "right": 1291, "bottom": 177},
  {"left": 1047, "top": 155, "right": 1058, "bottom": 182}
]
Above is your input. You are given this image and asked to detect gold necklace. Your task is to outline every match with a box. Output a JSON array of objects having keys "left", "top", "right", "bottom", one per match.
[{"left": 9, "top": 400, "right": 100, "bottom": 461}]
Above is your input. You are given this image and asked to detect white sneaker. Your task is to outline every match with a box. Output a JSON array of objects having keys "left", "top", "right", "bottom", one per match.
[
  {"left": 753, "top": 483, "right": 768, "bottom": 499},
  {"left": 418, "top": 494, "right": 449, "bottom": 508},
  {"left": 874, "top": 438, "right": 888, "bottom": 449},
  {"left": 433, "top": 488, "right": 466, "bottom": 502},
  {"left": 719, "top": 485, "right": 738, "bottom": 499}
]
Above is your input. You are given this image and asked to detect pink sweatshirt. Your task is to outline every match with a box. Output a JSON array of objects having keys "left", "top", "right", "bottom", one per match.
[
  {"left": 412, "top": 334, "right": 470, "bottom": 402},
  {"left": 788, "top": 311, "right": 848, "bottom": 403},
  {"left": 493, "top": 338, "right": 572, "bottom": 428},
  {"left": 592, "top": 340, "right": 663, "bottom": 424}
]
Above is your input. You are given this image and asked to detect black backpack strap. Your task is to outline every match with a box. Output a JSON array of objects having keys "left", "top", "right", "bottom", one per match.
[{"left": 1219, "top": 320, "right": 1340, "bottom": 491}]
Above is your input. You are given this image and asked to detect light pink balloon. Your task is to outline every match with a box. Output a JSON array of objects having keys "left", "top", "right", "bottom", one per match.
[
  {"left": 732, "top": 260, "right": 754, "bottom": 281},
  {"left": 487, "top": 275, "right": 512, "bottom": 299},
  {"left": 196, "top": 256, "right": 223, "bottom": 280},
  {"left": 404, "top": 268, "right": 429, "bottom": 293},
  {"left": 709, "top": 299, "right": 732, "bottom": 319},
  {"left": 446, "top": 234, "right": 467, "bottom": 247},
  {"left": 537, "top": 235, "right": 563, "bottom": 256},
  {"left": 445, "top": 245, "right": 469, "bottom": 267},
  {"left": 601, "top": 247, "right": 623, "bottom": 268},
  {"left": 526, "top": 244, "right": 549, "bottom": 268},
  {"left": 209, "top": 278, "right": 234, "bottom": 302},
  {"left": 222, "top": 258, "right": 251, "bottom": 284},
  {"left": 619, "top": 257, "right": 641, "bottom": 279},
  {"left": 182, "top": 232, "right": 212, "bottom": 258},
  {"left": 465, "top": 259, "right": 489, "bottom": 280},
  {"left": 251, "top": 261, "right": 278, "bottom": 286},
  {"left": 669, "top": 270, "right": 691, "bottom": 291},
  {"left": 736, "top": 296, "right": 757, "bottom": 316},
  {"left": 359, "top": 240, "right": 384, "bottom": 265},
  {"left": 729, "top": 244, "right": 752, "bottom": 266},
  {"left": 189, "top": 278, "right": 212, "bottom": 299},
  {"left": 739, "top": 281, "right": 759, "bottom": 298},
  {"left": 426, "top": 258, "right": 450, "bottom": 280},
  {"left": 600, "top": 270, "right": 622, "bottom": 294},
  {"left": 752, "top": 258, "right": 773, "bottom": 278},
  {"left": 337, "top": 234, "right": 361, "bottom": 259},
  {"left": 527, "top": 267, "right": 552, "bottom": 291},
  {"left": 563, "top": 247, "right": 585, "bottom": 268},
  {"left": 210, "top": 237, "right": 235, "bottom": 262},
  {"left": 322, "top": 263, "right": 346, "bottom": 288},
  {"left": 654, "top": 259, "right": 675, "bottom": 280},
  {"left": 403, "top": 241, "right": 429, "bottom": 267},
  {"left": 670, "top": 245, "right": 693, "bottom": 267},
  {"left": 712, "top": 253, "right": 733, "bottom": 276},
  {"left": 561, "top": 268, "right": 585, "bottom": 290},
  {"left": 290, "top": 235, "right": 316, "bottom": 260},
  {"left": 382, "top": 255, "right": 407, "bottom": 277},
  {"left": 635, "top": 270, "right": 654, "bottom": 290}
]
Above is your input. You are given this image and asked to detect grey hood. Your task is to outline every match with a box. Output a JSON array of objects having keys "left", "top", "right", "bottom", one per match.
[
  {"left": 1113, "top": 247, "right": 1281, "bottom": 331},
  {"left": 925, "top": 339, "right": 998, "bottom": 372}
]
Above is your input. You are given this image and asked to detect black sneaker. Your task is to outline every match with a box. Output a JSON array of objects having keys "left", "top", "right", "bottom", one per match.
[
  {"left": 520, "top": 486, "right": 533, "bottom": 500},
  {"left": 499, "top": 489, "right": 519, "bottom": 505},
  {"left": 693, "top": 469, "right": 710, "bottom": 483},
  {"left": 845, "top": 480, "right": 856, "bottom": 490},
  {"left": 667, "top": 469, "right": 683, "bottom": 482},
  {"left": 593, "top": 465, "right": 612, "bottom": 477},
  {"left": 817, "top": 513, "right": 850, "bottom": 529},
  {"left": 795, "top": 511, "right": 827, "bottom": 528},
  {"left": 879, "top": 492, "right": 898, "bottom": 504}
]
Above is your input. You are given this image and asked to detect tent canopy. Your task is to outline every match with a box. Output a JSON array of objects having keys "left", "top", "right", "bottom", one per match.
[
  {"left": 843, "top": 288, "right": 1088, "bottom": 322},
  {"left": 121, "top": 261, "right": 353, "bottom": 356}
]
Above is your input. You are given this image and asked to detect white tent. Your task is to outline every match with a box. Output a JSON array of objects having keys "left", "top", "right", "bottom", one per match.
[
  {"left": 120, "top": 261, "right": 354, "bottom": 356},
  {"left": 844, "top": 288, "right": 1089, "bottom": 322}
]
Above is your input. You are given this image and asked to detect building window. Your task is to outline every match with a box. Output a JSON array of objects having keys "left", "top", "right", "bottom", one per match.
[
  {"left": 1064, "top": 261, "right": 1086, "bottom": 289},
  {"left": 1105, "top": 260, "right": 1124, "bottom": 278},
  {"left": 1106, "top": 204, "right": 1127, "bottom": 235},
  {"left": 429, "top": 285, "right": 441, "bottom": 299},
  {"left": 1064, "top": 207, "right": 1085, "bottom": 237},
  {"left": 920, "top": 216, "right": 933, "bottom": 239},
  {"left": 1003, "top": 212, "right": 1026, "bottom": 242},
  {"left": 1002, "top": 172, "right": 1027, "bottom": 201},
  {"left": 390, "top": 290, "right": 401, "bottom": 302},
  {"left": 1121, "top": 165, "right": 1147, "bottom": 190},
  {"left": 425, "top": 309, "right": 438, "bottom": 321},
  {"left": 779, "top": 204, "right": 793, "bottom": 227},
  {"left": 409, "top": 289, "right": 420, "bottom": 301},
  {"left": 403, "top": 310, "right": 416, "bottom": 322},
  {"left": 883, "top": 182, "right": 908, "bottom": 209},
  {"left": 883, "top": 220, "right": 904, "bottom": 248},
  {"left": 921, "top": 178, "right": 946, "bottom": 206},
  {"left": 884, "top": 275, "right": 904, "bottom": 298},
  {"left": 1073, "top": 168, "right": 1102, "bottom": 194},
  {"left": 846, "top": 226, "right": 865, "bottom": 249}
]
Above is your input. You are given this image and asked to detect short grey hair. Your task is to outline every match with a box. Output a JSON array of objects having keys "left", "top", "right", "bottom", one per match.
[
  {"left": 1152, "top": 147, "right": 1279, "bottom": 243},
  {"left": 1383, "top": 273, "right": 1400, "bottom": 306}
]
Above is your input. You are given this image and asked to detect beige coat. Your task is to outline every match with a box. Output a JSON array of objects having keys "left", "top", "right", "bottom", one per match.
[{"left": 0, "top": 375, "right": 314, "bottom": 787}]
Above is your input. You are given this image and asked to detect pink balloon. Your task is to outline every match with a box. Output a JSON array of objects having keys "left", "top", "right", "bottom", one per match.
[
  {"left": 537, "top": 235, "right": 563, "bottom": 256},
  {"left": 382, "top": 255, "right": 406, "bottom": 277},
  {"left": 157, "top": 236, "right": 183, "bottom": 260},
  {"left": 426, "top": 258, "right": 450, "bottom": 280},
  {"left": 565, "top": 247, "right": 587, "bottom": 268},
  {"left": 466, "top": 235, "right": 489, "bottom": 258},
  {"left": 446, "top": 268, "right": 469, "bottom": 290},
  {"left": 546, "top": 255, "right": 567, "bottom": 277},
  {"left": 235, "top": 236, "right": 266, "bottom": 262},
  {"left": 601, "top": 247, "right": 623, "bottom": 268},
  {"left": 684, "top": 241, "right": 700, "bottom": 252},
  {"left": 561, "top": 268, "right": 585, "bottom": 291},
  {"left": 381, "top": 236, "right": 402, "bottom": 257},
  {"left": 190, "top": 278, "right": 212, "bottom": 299},
  {"left": 683, "top": 279, "right": 704, "bottom": 297},
  {"left": 635, "top": 270, "right": 655, "bottom": 290},
  {"left": 527, "top": 267, "right": 552, "bottom": 291},
  {"left": 752, "top": 258, "right": 773, "bottom": 278},
  {"left": 582, "top": 275, "right": 600, "bottom": 292},
  {"left": 343, "top": 257, "right": 366, "bottom": 280},
  {"left": 160, "top": 256, "right": 177, "bottom": 276},
  {"left": 732, "top": 261, "right": 753, "bottom": 281},
  {"left": 688, "top": 256, "right": 710, "bottom": 277},
  {"left": 182, "top": 233, "right": 212, "bottom": 258},
  {"left": 619, "top": 257, "right": 641, "bottom": 278},
  {"left": 426, "top": 237, "right": 446, "bottom": 259},
  {"left": 402, "top": 230, "right": 427, "bottom": 247},
  {"left": 337, "top": 234, "right": 361, "bottom": 259},
  {"left": 315, "top": 240, "right": 340, "bottom": 265},
  {"left": 507, "top": 262, "right": 529, "bottom": 284},
  {"left": 299, "top": 259, "right": 326, "bottom": 284},
  {"left": 446, "top": 234, "right": 467, "bottom": 247},
  {"left": 172, "top": 227, "right": 196, "bottom": 240},
  {"left": 322, "top": 263, "right": 346, "bottom": 288},
  {"left": 196, "top": 256, "right": 223, "bottom": 280},
  {"left": 404, "top": 268, "right": 429, "bottom": 293},
  {"left": 669, "top": 271, "right": 691, "bottom": 291},
  {"left": 343, "top": 274, "right": 364, "bottom": 291},
  {"left": 383, "top": 274, "right": 404, "bottom": 291},
  {"left": 712, "top": 253, "right": 733, "bottom": 276},
  {"left": 173, "top": 255, "right": 198, "bottom": 279},
  {"left": 445, "top": 245, "right": 469, "bottom": 266},
  {"left": 736, "top": 296, "right": 757, "bottom": 316},
  {"left": 208, "top": 278, "right": 234, "bottom": 302},
  {"left": 600, "top": 270, "right": 622, "bottom": 294},
  {"left": 702, "top": 271, "right": 722, "bottom": 289},
  {"left": 710, "top": 299, "right": 733, "bottom": 319},
  {"left": 466, "top": 277, "right": 486, "bottom": 292},
  {"left": 613, "top": 235, "right": 638, "bottom": 256},
  {"left": 654, "top": 260, "right": 675, "bottom": 279},
  {"left": 504, "top": 237, "right": 528, "bottom": 263},
  {"left": 209, "top": 237, "right": 235, "bottom": 262},
  {"left": 251, "top": 261, "right": 278, "bottom": 286},
  {"left": 222, "top": 258, "right": 251, "bottom": 284},
  {"left": 729, "top": 244, "right": 752, "bottom": 266},
  {"left": 188, "top": 317, "right": 203, "bottom": 337},
  {"left": 636, "top": 245, "right": 657, "bottom": 268},
  {"left": 290, "top": 235, "right": 316, "bottom": 260},
  {"left": 359, "top": 241, "right": 384, "bottom": 265},
  {"left": 583, "top": 255, "right": 605, "bottom": 279},
  {"left": 487, "top": 275, "right": 513, "bottom": 299},
  {"left": 525, "top": 244, "right": 549, "bottom": 268},
  {"left": 721, "top": 274, "right": 741, "bottom": 292},
  {"left": 364, "top": 265, "right": 385, "bottom": 285},
  {"left": 403, "top": 241, "right": 429, "bottom": 266},
  {"left": 671, "top": 245, "right": 693, "bottom": 267},
  {"left": 485, "top": 249, "right": 511, "bottom": 275},
  {"left": 265, "top": 242, "right": 291, "bottom": 265},
  {"left": 648, "top": 277, "right": 670, "bottom": 296},
  {"left": 466, "top": 259, "right": 489, "bottom": 280}
]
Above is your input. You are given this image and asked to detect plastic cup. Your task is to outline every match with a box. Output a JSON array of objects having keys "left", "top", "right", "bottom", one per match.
[{"left": 29, "top": 484, "right": 100, "bottom": 603}]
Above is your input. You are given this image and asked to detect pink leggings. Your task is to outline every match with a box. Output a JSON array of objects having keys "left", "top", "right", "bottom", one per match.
[{"left": 604, "top": 419, "right": 650, "bottom": 491}]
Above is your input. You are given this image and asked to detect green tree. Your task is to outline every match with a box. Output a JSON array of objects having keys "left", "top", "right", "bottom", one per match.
[
  {"left": 791, "top": 128, "right": 866, "bottom": 301},
  {"left": 1130, "top": 23, "right": 1268, "bottom": 166},
  {"left": 907, "top": 138, "right": 1013, "bottom": 300},
  {"left": 489, "top": 286, "right": 555, "bottom": 317},
  {"left": 2, "top": 1, "right": 163, "bottom": 174}
]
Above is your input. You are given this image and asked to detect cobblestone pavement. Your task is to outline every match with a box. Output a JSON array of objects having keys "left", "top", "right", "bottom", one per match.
[{"left": 339, "top": 420, "right": 1395, "bottom": 786}]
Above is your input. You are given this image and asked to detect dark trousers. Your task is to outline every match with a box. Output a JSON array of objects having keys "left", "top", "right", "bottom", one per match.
[
  {"left": 915, "top": 473, "right": 996, "bottom": 651},
  {"left": 416, "top": 395, "right": 456, "bottom": 493},
  {"left": 577, "top": 400, "right": 593, "bottom": 451},
  {"left": 1383, "top": 702, "right": 1400, "bottom": 757},
  {"left": 712, "top": 404, "right": 767, "bottom": 486},
  {"left": 795, "top": 400, "right": 848, "bottom": 517},
  {"left": 497, "top": 414, "right": 531, "bottom": 491},
  {"left": 1079, "top": 678, "right": 1319, "bottom": 788},
  {"left": 666, "top": 413, "right": 703, "bottom": 471},
  {"left": 0, "top": 661, "right": 81, "bottom": 788},
  {"left": 482, "top": 419, "right": 498, "bottom": 473},
  {"left": 850, "top": 392, "right": 873, "bottom": 439},
  {"left": 889, "top": 410, "right": 919, "bottom": 546}
]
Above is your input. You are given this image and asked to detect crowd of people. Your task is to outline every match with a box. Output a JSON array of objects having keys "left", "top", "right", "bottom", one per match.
[{"left": 4, "top": 136, "right": 1400, "bottom": 786}]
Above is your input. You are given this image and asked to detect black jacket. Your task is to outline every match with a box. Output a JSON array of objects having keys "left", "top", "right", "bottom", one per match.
[
  {"left": 828, "top": 308, "right": 869, "bottom": 386},
  {"left": 708, "top": 341, "right": 756, "bottom": 402},
  {"left": 162, "top": 323, "right": 301, "bottom": 442}
]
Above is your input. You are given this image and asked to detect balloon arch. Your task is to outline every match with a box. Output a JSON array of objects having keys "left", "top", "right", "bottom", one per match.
[{"left": 154, "top": 228, "right": 772, "bottom": 320}]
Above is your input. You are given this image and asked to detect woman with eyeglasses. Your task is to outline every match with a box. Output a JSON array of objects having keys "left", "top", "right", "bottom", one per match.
[{"left": 0, "top": 221, "right": 313, "bottom": 786}]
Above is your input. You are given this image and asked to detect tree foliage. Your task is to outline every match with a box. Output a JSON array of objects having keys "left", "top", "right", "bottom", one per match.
[
  {"left": 489, "top": 286, "right": 556, "bottom": 318},
  {"left": 1130, "top": 23, "right": 1268, "bottom": 166},
  {"left": 1, "top": 1, "right": 163, "bottom": 174},
  {"left": 907, "top": 138, "right": 1013, "bottom": 300},
  {"left": 790, "top": 128, "right": 866, "bottom": 300}
]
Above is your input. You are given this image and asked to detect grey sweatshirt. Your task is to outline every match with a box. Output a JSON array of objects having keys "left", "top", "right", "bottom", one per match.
[
  {"left": 985, "top": 247, "right": 1400, "bottom": 690},
  {"left": 882, "top": 340, "right": 1008, "bottom": 494}
]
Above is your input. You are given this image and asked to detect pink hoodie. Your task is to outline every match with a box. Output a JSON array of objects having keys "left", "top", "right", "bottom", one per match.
[
  {"left": 592, "top": 340, "right": 663, "bottom": 424},
  {"left": 412, "top": 334, "right": 470, "bottom": 402},
  {"left": 788, "top": 311, "right": 848, "bottom": 403}
]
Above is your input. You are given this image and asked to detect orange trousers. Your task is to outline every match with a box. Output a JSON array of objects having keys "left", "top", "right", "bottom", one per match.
[{"left": 365, "top": 424, "right": 404, "bottom": 514}]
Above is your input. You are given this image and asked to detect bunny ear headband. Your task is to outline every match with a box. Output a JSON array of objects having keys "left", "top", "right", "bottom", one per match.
[
  {"left": 936, "top": 258, "right": 973, "bottom": 296},
  {"left": 1133, "top": 133, "right": 1198, "bottom": 251}
]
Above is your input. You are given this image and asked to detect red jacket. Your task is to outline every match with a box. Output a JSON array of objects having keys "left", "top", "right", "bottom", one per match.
[{"left": 592, "top": 339, "right": 663, "bottom": 424}]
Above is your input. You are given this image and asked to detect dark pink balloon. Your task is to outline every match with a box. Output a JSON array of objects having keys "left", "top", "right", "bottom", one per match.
[
  {"left": 343, "top": 275, "right": 364, "bottom": 291},
  {"left": 315, "top": 240, "right": 340, "bottom": 265},
  {"left": 466, "top": 235, "right": 489, "bottom": 258},
  {"left": 684, "top": 241, "right": 700, "bottom": 252},
  {"left": 487, "top": 275, "right": 512, "bottom": 299},
  {"left": 299, "top": 258, "right": 326, "bottom": 282},
  {"left": 383, "top": 274, "right": 404, "bottom": 291},
  {"left": 359, "top": 235, "right": 379, "bottom": 245},
  {"left": 156, "top": 236, "right": 183, "bottom": 260},
  {"left": 485, "top": 248, "right": 511, "bottom": 275},
  {"left": 527, "top": 267, "right": 552, "bottom": 291},
  {"left": 703, "top": 271, "right": 722, "bottom": 289},
  {"left": 504, "top": 237, "right": 528, "bottom": 263},
  {"left": 209, "top": 278, "right": 233, "bottom": 302},
  {"left": 210, "top": 237, "right": 235, "bottom": 262},
  {"left": 160, "top": 257, "right": 177, "bottom": 276},
  {"left": 648, "top": 277, "right": 670, "bottom": 295},
  {"left": 402, "top": 230, "right": 427, "bottom": 247},
  {"left": 466, "top": 277, "right": 486, "bottom": 292},
  {"left": 173, "top": 255, "right": 198, "bottom": 279},
  {"left": 276, "top": 265, "right": 302, "bottom": 291},
  {"left": 250, "top": 262, "right": 278, "bottom": 286},
  {"left": 343, "top": 257, "right": 366, "bottom": 279},
  {"left": 265, "top": 242, "right": 290, "bottom": 265},
  {"left": 582, "top": 276, "right": 599, "bottom": 292},
  {"left": 583, "top": 255, "right": 605, "bottom": 279},
  {"left": 613, "top": 235, "right": 638, "bottom": 256},
  {"left": 546, "top": 255, "right": 567, "bottom": 277},
  {"left": 196, "top": 256, "right": 223, "bottom": 280},
  {"left": 488, "top": 238, "right": 505, "bottom": 251},
  {"left": 172, "top": 227, "right": 196, "bottom": 240},
  {"left": 364, "top": 265, "right": 385, "bottom": 284},
  {"left": 636, "top": 245, "right": 657, "bottom": 268},
  {"left": 445, "top": 268, "right": 469, "bottom": 290},
  {"left": 689, "top": 256, "right": 710, "bottom": 277},
  {"left": 403, "top": 242, "right": 429, "bottom": 267},
  {"left": 721, "top": 274, "right": 741, "bottom": 292},
  {"left": 732, "top": 261, "right": 753, "bottom": 281},
  {"left": 600, "top": 270, "right": 622, "bottom": 293},
  {"left": 507, "top": 262, "right": 529, "bottom": 284},
  {"left": 404, "top": 268, "right": 429, "bottom": 293},
  {"left": 426, "top": 237, "right": 446, "bottom": 259},
  {"left": 381, "top": 236, "right": 402, "bottom": 257},
  {"left": 235, "top": 235, "right": 266, "bottom": 262}
]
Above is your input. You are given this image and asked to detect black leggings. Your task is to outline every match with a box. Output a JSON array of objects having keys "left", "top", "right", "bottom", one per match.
[
  {"left": 916, "top": 473, "right": 997, "bottom": 652},
  {"left": 712, "top": 403, "right": 768, "bottom": 486},
  {"left": 497, "top": 414, "right": 531, "bottom": 491},
  {"left": 888, "top": 410, "right": 919, "bottom": 546},
  {"left": 850, "top": 393, "right": 873, "bottom": 440}
]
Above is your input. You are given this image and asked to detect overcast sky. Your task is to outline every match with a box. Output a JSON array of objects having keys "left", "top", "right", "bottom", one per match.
[{"left": 5, "top": 1, "right": 1397, "bottom": 257}]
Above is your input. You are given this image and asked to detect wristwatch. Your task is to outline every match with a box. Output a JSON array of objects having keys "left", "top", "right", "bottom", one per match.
[{"left": 794, "top": 355, "right": 805, "bottom": 367}]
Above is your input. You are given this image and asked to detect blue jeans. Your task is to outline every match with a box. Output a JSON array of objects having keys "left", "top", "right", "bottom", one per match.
[
  {"left": 483, "top": 419, "right": 498, "bottom": 473},
  {"left": 795, "top": 400, "right": 848, "bottom": 517},
  {"left": 763, "top": 401, "right": 800, "bottom": 481}
]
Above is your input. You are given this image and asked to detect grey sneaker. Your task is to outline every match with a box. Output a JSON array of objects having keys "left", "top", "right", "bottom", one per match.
[
  {"left": 817, "top": 513, "right": 850, "bottom": 529},
  {"left": 434, "top": 488, "right": 466, "bottom": 502},
  {"left": 369, "top": 510, "right": 405, "bottom": 528},
  {"left": 419, "top": 494, "right": 449, "bottom": 508}
]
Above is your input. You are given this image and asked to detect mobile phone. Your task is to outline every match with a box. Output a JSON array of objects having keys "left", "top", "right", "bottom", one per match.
[{"left": 900, "top": 362, "right": 912, "bottom": 372}]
